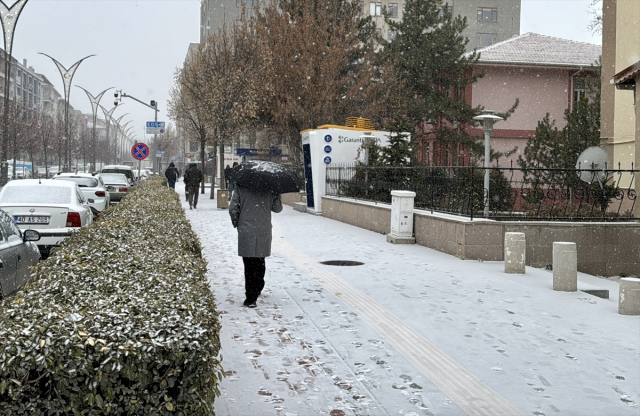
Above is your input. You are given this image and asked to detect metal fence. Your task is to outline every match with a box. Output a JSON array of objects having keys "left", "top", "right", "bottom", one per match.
[{"left": 325, "top": 164, "right": 638, "bottom": 221}]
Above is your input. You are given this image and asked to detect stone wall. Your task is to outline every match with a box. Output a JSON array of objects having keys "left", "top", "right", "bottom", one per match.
[
  {"left": 322, "top": 196, "right": 640, "bottom": 276},
  {"left": 281, "top": 192, "right": 304, "bottom": 206},
  {"left": 322, "top": 197, "right": 390, "bottom": 235}
]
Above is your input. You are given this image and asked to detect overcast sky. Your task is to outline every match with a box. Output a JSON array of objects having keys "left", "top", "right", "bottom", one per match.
[{"left": 10, "top": 0, "right": 601, "bottom": 149}]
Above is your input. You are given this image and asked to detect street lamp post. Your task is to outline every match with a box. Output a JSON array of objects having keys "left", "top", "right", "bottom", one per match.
[
  {"left": 0, "top": 0, "right": 30, "bottom": 185},
  {"left": 112, "top": 114, "right": 129, "bottom": 163},
  {"left": 77, "top": 86, "right": 112, "bottom": 172},
  {"left": 39, "top": 53, "right": 94, "bottom": 172},
  {"left": 99, "top": 104, "right": 122, "bottom": 165},
  {"left": 473, "top": 110, "right": 503, "bottom": 217},
  {"left": 119, "top": 121, "right": 133, "bottom": 162}
]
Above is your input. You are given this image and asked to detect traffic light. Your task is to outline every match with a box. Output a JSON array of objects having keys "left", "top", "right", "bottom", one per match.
[{"left": 150, "top": 100, "right": 156, "bottom": 108}]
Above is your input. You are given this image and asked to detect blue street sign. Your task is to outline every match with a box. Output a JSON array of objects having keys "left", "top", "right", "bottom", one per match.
[{"left": 146, "top": 121, "right": 166, "bottom": 128}]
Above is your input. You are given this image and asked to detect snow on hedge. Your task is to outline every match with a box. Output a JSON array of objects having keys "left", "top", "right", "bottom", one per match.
[{"left": 0, "top": 178, "right": 222, "bottom": 415}]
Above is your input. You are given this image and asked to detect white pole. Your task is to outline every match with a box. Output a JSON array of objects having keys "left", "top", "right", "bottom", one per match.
[{"left": 484, "top": 127, "right": 490, "bottom": 217}]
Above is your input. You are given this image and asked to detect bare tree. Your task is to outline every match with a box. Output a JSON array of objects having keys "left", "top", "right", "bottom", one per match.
[
  {"left": 254, "top": 0, "right": 383, "bottom": 165},
  {"left": 169, "top": 17, "right": 269, "bottom": 191}
]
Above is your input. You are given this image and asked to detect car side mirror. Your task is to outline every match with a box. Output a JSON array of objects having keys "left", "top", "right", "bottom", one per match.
[{"left": 23, "top": 229, "right": 41, "bottom": 242}]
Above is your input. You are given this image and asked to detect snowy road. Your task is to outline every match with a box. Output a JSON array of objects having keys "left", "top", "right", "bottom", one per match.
[{"left": 176, "top": 182, "right": 640, "bottom": 416}]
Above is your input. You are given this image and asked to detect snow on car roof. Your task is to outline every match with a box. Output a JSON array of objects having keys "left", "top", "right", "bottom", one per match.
[{"left": 0, "top": 180, "right": 74, "bottom": 204}]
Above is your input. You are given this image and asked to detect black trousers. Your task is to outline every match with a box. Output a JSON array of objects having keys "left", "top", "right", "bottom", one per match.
[
  {"left": 186, "top": 185, "right": 199, "bottom": 207},
  {"left": 242, "top": 257, "right": 266, "bottom": 303}
]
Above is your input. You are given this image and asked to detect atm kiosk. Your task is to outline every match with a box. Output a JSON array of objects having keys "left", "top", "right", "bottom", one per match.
[{"left": 301, "top": 123, "right": 395, "bottom": 215}]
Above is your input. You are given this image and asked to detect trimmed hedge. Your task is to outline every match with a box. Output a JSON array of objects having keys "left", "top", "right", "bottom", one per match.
[{"left": 0, "top": 178, "right": 223, "bottom": 415}]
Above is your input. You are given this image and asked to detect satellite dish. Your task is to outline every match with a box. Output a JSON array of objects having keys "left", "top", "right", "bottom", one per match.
[{"left": 576, "top": 146, "right": 610, "bottom": 183}]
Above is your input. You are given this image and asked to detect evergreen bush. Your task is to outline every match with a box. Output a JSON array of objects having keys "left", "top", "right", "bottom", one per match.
[{"left": 0, "top": 178, "right": 222, "bottom": 415}]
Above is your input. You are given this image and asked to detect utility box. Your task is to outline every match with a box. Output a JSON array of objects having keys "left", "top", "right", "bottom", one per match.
[
  {"left": 301, "top": 122, "right": 407, "bottom": 215},
  {"left": 387, "top": 190, "right": 416, "bottom": 244},
  {"left": 217, "top": 189, "right": 229, "bottom": 209}
]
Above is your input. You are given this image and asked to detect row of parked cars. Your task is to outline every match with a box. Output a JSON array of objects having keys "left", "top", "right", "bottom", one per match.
[{"left": 0, "top": 165, "right": 141, "bottom": 298}]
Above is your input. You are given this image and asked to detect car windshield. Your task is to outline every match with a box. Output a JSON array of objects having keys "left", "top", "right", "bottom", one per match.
[
  {"left": 0, "top": 186, "right": 72, "bottom": 204},
  {"left": 102, "top": 169, "right": 132, "bottom": 178},
  {"left": 100, "top": 174, "right": 128, "bottom": 185},
  {"left": 53, "top": 177, "right": 99, "bottom": 188}
]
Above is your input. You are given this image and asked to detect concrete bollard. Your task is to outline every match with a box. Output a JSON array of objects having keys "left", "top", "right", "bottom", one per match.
[
  {"left": 618, "top": 277, "right": 640, "bottom": 315},
  {"left": 504, "top": 232, "right": 526, "bottom": 274},
  {"left": 553, "top": 242, "right": 577, "bottom": 292}
]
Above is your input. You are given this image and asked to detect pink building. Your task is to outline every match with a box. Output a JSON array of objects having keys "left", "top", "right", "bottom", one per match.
[
  {"left": 423, "top": 33, "right": 601, "bottom": 168},
  {"left": 467, "top": 33, "right": 601, "bottom": 167}
]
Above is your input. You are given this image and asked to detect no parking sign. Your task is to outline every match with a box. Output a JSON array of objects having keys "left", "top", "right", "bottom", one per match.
[{"left": 131, "top": 143, "right": 150, "bottom": 160}]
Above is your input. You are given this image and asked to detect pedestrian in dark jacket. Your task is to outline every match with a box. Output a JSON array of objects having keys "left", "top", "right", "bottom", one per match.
[
  {"left": 184, "top": 163, "right": 203, "bottom": 209},
  {"left": 224, "top": 165, "right": 231, "bottom": 189},
  {"left": 229, "top": 185, "right": 283, "bottom": 308},
  {"left": 164, "top": 162, "right": 179, "bottom": 189},
  {"left": 228, "top": 162, "right": 239, "bottom": 198}
]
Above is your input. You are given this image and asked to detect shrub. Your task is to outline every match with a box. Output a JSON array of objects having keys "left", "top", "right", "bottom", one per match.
[{"left": 0, "top": 178, "right": 223, "bottom": 415}]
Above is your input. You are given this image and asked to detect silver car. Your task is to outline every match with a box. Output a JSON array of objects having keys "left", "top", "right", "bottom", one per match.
[
  {"left": 0, "top": 208, "right": 41, "bottom": 298},
  {"left": 100, "top": 173, "right": 130, "bottom": 203}
]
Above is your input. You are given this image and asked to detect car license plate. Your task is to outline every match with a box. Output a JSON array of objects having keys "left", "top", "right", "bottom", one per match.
[{"left": 15, "top": 216, "right": 49, "bottom": 224}]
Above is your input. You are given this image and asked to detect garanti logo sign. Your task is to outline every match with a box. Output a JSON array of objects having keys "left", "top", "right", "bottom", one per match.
[{"left": 337, "top": 135, "right": 381, "bottom": 144}]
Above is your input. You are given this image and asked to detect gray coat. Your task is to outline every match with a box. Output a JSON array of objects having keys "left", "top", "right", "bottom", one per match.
[{"left": 229, "top": 185, "right": 283, "bottom": 258}]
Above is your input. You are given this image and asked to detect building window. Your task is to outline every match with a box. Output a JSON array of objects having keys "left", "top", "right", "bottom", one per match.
[
  {"left": 574, "top": 79, "right": 586, "bottom": 105},
  {"left": 388, "top": 29, "right": 397, "bottom": 41},
  {"left": 370, "top": 2, "right": 382, "bottom": 16},
  {"left": 439, "top": 5, "right": 452, "bottom": 18},
  {"left": 388, "top": 3, "right": 398, "bottom": 18},
  {"left": 478, "top": 33, "right": 497, "bottom": 47},
  {"left": 477, "top": 7, "right": 498, "bottom": 22}
]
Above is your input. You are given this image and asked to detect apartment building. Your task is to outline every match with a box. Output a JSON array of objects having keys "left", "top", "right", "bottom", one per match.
[
  {"left": 200, "top": 0, "right": 260, "bottom": 43},
  {"left": 366, "top": 0, "right": 521, "bottom": 51}
]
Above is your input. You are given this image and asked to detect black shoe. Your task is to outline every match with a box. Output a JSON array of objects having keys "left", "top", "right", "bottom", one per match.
[{"left": 243, "top": 299, "right": 257, "bottom": 308}]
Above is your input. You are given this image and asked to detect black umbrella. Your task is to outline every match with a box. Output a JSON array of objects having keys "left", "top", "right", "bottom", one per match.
[{"left": 228, "top": 161, "right": 304, "bottom": 194}]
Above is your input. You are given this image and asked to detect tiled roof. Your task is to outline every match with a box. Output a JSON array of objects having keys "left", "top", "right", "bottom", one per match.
[{"left": 465, "top": 32, "right": 601, "bottom": 67}]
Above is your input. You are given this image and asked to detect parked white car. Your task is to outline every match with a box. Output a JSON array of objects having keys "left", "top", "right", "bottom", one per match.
[
  {"left": 52, "top": 172, "right": 111, "bottom": 216},
  {"left": 0, "top": 179, "right": 93, "bottom": 258}
]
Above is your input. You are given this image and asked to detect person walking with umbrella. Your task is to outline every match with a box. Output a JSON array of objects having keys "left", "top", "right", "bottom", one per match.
[
  {"left": 165, "top": 162, "right": 179, "bottom": 189},
  {"left": 229, "top": 185, "right": 283, "bottom": 308},
  {"left": 228, "top": 160, "right": 304, "bottom": 308},
  {"left": 184, "top": 163, "right": 204, "bottom": 209}
]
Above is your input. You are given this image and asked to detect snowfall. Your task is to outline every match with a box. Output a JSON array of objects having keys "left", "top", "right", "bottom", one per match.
[{"left": 174, "top": 182, "right": 640, "bottom": 416}]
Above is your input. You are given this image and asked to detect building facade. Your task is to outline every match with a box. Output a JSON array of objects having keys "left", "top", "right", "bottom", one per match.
[
  {"left": 200, "top": 0, "right": 260, "bottom": 43},
  {"left": 602, "top": 0, "right": 640, "bottom": 218},
  {"left": 365, "top": 0, "right": 521, "bottom": 51},
  {"left": 421, "top": 33, "right": 601, "bottom": 168},
  {"left": 601, "top": 0, "right": 639, "bottom": 172}
]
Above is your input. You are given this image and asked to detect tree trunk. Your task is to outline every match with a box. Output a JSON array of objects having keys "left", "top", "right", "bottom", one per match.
[
  {"left": 219, "top": 140, "right": 225, "bottom": 189},
  {"left": 200, "top": 135, "right": 206, "bottom": 194}
]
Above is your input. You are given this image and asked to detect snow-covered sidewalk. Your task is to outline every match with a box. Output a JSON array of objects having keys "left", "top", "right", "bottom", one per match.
[{"left": 175, "top": 181, "right": 640, "bottom": 416}]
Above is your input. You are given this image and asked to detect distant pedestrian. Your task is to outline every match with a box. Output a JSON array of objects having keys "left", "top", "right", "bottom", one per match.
[
  {"left": 224, "top": 164, "right": 231, "bottom": 189},
  {"left": 228, "top": 162, "right": 239, "bottom": 198},
  {"left": 229, "top": 184, "right": 283, "bottom": 308},
  {"left": 165, "top": 162, "right": 179, "bottom": 189},
  {"left": 184, "top": 163, "right": 203, "bottom": 209}
]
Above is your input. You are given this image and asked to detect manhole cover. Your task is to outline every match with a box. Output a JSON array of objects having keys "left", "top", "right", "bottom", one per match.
[{"left": 320, "top": 260, "right": 364, "bottom": 266}]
